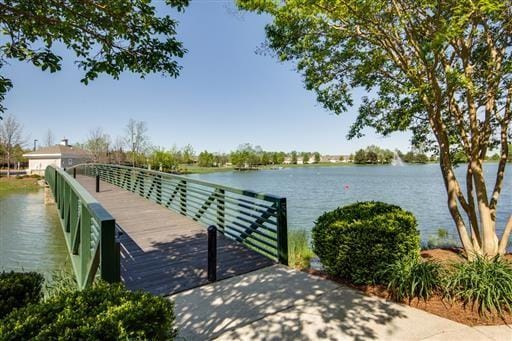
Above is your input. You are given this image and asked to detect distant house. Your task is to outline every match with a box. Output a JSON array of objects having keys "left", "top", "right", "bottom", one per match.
[
  {"left": 320, "top": 155, "right": 351, "bottom": 163},
  {"left": 23, "top": 139, "right": 91, "bottom": 175}
]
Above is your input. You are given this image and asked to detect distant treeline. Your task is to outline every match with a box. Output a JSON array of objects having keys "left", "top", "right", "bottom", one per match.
[{"left": 350, "top": 145, "right": 436, "bottom": 164}]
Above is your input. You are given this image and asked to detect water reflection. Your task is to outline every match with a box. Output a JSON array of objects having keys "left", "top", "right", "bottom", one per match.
[{"left": 0, "top": 190, "right": 69, "bottom": 277}]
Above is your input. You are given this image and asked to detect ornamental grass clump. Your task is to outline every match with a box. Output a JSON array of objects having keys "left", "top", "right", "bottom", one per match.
[
  {"left": 312, "top": 201, "right": 420, "bottom": 284},
  {"left": 288, "top": 229, "right": 315, "bottom": 269},
  {"left": 381, "top": 256, "right": 443, "bottom": 302},
  {"left": 443, "top": 255, "right": 512, "bottom": 316}
]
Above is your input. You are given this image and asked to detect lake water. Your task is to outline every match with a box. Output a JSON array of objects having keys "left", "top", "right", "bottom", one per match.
[
  {"left": 0, "top": 190, "right": 69, "bottom": 278},
  {"left": 190, "top": 164, "right": 512, "bottom": 245},
  {"left": 1, "top": 164, "right": 510, "bottom": 276}
]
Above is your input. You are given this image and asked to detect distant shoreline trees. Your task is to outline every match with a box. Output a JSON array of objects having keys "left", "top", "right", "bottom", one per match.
[{"left": 353, "top": 145, "right": 394, "bottom": 165}]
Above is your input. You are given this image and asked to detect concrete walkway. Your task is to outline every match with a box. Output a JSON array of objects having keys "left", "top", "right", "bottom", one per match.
[{"left": 172, "top": 265, "right": 512, "bottom": 340}]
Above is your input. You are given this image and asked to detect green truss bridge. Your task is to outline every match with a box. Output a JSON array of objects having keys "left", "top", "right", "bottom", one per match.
[{"left": 45, "top": 164, "right": 288, "bottom": 296}]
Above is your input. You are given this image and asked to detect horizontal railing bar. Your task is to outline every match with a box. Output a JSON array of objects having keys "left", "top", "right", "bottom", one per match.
[{"left": 84, "top": 163, "right": 285, "bottom": 203}]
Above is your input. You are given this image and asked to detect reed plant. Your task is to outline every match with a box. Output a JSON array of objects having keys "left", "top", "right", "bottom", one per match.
[{"left": 288, "top": 229, "right": 315, "bottom": 269}]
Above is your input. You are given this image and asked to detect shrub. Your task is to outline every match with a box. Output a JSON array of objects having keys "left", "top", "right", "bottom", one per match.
[
  {"left": 0, "top": 272, "right": 44, "bottom": 319},
  {"left": 312, "top": 201, "right": 420, "bottom": 284},
  {"left": 443, "top": 255, "right": 512, "bottom": 316},
  {"left": 288, "top": 229, "right": 315, "bottom": 269},
  {"left": 0, "top": 281, "right": 177, "bottom": 340},
  {"left": 381, "top": 255, "right": 442, "bottom": 302}
]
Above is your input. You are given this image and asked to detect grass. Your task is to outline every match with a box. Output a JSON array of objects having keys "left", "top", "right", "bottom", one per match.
[
  {"left": 0, "top": 176, "right": 41, "bottom": 194},
  {"left": 381, "top": 255, "right": 443, "bottom": 302},
  {"left": 288, "top": 229, "right": 315, "bottom": 270},
  {"left": 181, "top": 162, "right": 359, "bottom": 174},
  {"left": 179, "top": 165, "right": 236, "bottom": 174},
  {"left": 443, "top": 255, "right": 512, "bottom": 316}
]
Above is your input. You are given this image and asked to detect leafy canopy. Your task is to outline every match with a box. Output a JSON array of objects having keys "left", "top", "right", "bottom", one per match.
[
  {"left": 0, "top": 0, "right": 189, "bottom": 114},
  {"left": 238, "top": 0, "right": 512, "bottom": 154},
  {"left": 240, "top": 0, "right": 512, "bottom": 256}
]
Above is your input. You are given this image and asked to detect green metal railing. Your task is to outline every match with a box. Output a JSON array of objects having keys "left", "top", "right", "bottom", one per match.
[
  {"left": 73, "top": 164, "right": 288, "bottom": 265},
  {"left": 45, "top": 165, "right": 120, "bottom": 289}
]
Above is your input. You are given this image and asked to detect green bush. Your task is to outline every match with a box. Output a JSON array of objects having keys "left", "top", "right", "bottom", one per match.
[
  {"left": 312, "top": 201, "right": 420, "bottom": 284},
  {"left": 0, "top": 271, "right": 44, "bottom": 319},
  {"left": 381, "top": 255, "right": 442, "bottom": 302},
  {"left": 443, "top": 255, "right": 512, "bottom": 316},
  {"left": 0, "top": 281, "right": 177, "bottom": 340}
]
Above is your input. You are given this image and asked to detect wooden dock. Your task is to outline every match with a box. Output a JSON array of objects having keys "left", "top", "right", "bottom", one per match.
[{"left": 75, "top": 175, "right": 274, "bottom": 296}]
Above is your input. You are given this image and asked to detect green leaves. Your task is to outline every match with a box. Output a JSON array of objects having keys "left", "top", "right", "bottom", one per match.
[
  {"left": 312, "top": 201, "right": 420, "bottom": 284},
  {"left": 0, "top": 0, "right": 189, "bottom": 109},
  {"left": 0, "top": 281, "right": 177, "bottom": 340},
  {"left": 381, "top": 256, "right": 443, "bottom": 302},
  {"left": 443, "top": 255, "right": 512, "bottom": 316},
  {"left": 0, "top": 271, "right": 44, "bottom": 319},
  {"left": 239, "top": 0, "right": 512, "bottom": 150}
]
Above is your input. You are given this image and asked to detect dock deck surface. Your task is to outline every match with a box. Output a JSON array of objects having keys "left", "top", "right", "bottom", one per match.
[{"left": 76, "top": 175, "right": 274, "bottom": 296}]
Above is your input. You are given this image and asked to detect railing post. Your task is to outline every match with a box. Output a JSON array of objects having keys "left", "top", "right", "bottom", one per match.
[
  {"left": 156, "top": 175, "right": 162, "bottom": 205},
  {"left": 208, "top": 225, "right": 217, "bottom": 282},
  {"left": 73, "top": 167, "right": 76, "bottom": 178},
  {"left": 96, "top": 174, "right": 100, "bottom": 193},
  {"left": 100, "top": 218, "right": 120, "bottom": 283},
  {"left": 179, "top": 180, "right": 187, "bottom": 215},
  {"left": 217, "top": 189, "right": 225, "bottom": 233},
  {"left": 276, "top": 198, "right": 288, "bottom": 266},
  {"left": 54, "top": 168, "right": 58, "bottom": 202}
]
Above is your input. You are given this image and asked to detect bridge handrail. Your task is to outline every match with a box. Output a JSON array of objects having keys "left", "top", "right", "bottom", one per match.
[
  {"left": 45, "top": 165, "right": 120, "bottom": 289},
  {"left": 71, "top": 163, "right": 288, "bottom": 265}
]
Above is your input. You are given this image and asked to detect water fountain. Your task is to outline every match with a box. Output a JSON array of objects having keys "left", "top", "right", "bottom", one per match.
[{"left": 391, "top": 151, "right": 404, "bottom": 166}]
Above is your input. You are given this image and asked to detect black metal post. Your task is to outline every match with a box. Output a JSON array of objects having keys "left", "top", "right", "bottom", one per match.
[
  {"left": 207, "top": 225, "right": 217, "bottom": 282},
  {"left": 276, "top": 198, "right": 289, "bottom": 266},
  {"left": 96, "top": 174, "right": 100, "bottom": 193},
  {"left": 73, "top": 168, "right": 76, "bottom": 178}
]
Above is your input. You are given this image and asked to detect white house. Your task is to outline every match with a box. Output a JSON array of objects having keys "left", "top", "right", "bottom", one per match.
[{"left": 23, "top": 139, "right": 91, "bottom": 175}]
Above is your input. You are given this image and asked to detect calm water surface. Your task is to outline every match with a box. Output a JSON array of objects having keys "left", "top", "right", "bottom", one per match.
[
  {"left": 0, "top": 190, "right": 69, "bottom": 277},
  {"left": 191, "top": 164, "right": 512, "bottom": 243},
  {"left": 1, "top": 165, "right": 510, "bottom": 273}
]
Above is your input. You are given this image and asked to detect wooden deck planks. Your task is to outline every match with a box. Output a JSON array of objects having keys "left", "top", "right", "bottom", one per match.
[{"left": 75, "top": 175, "right": 274, "bottom": 296}]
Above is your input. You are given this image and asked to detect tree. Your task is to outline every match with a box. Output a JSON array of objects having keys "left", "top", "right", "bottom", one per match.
[
  {"left": 111, "top": 137, "right": 126, "bottom": 165},
  {"left": 150, "top": 148, "right": 178, "bottom": 171},
  {"left": 43, "top": 129, "right": 55, "bottom": 147},
  {"left": 353, "top": 149, "right": 367, "bottom": 164},
  {"left": 85, "top": 128, "right": 110, "bottom": 163},
  {"left": 314, "top": 152, "right": 321, "bottom": 163},
  {"left": 125, "top": 119, "right": 149, "bottom": 167},
  {"left": 290, "top": 151, "right": 298, "bottom": 164},
  {"left": 261, "top": 152, "right": 271, "bottom": 165},
  {"left": 0, "top": 0, "right": 189, "bottom": 118},
  {"left": 182, "top": 144, "right": 195, "bottom": 164},
  {"left": 0, "top": 114, "right": 25, "bottom": 177},
  {"left": 302, "top": 152, "right": 311, "bottom": 164},
  {"left": 239, "top": 0, "right": 512, "bottom": 257},
  {"left": 198, "top": 151, "right": 215, "bottom": 167}
]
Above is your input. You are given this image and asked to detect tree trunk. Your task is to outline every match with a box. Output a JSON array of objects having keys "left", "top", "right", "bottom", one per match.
[{"left": 6, "top": 150, "right": 10, "bottom": 178}]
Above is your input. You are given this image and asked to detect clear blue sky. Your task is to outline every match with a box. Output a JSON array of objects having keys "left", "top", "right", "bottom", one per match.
[{"left": 3, "top": 2, "right": 411, "bottom": 155}]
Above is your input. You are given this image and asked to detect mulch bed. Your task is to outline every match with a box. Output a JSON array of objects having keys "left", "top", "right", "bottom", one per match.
[{"left": 305, "top": 248, "right": 512, "bottom": 326}]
